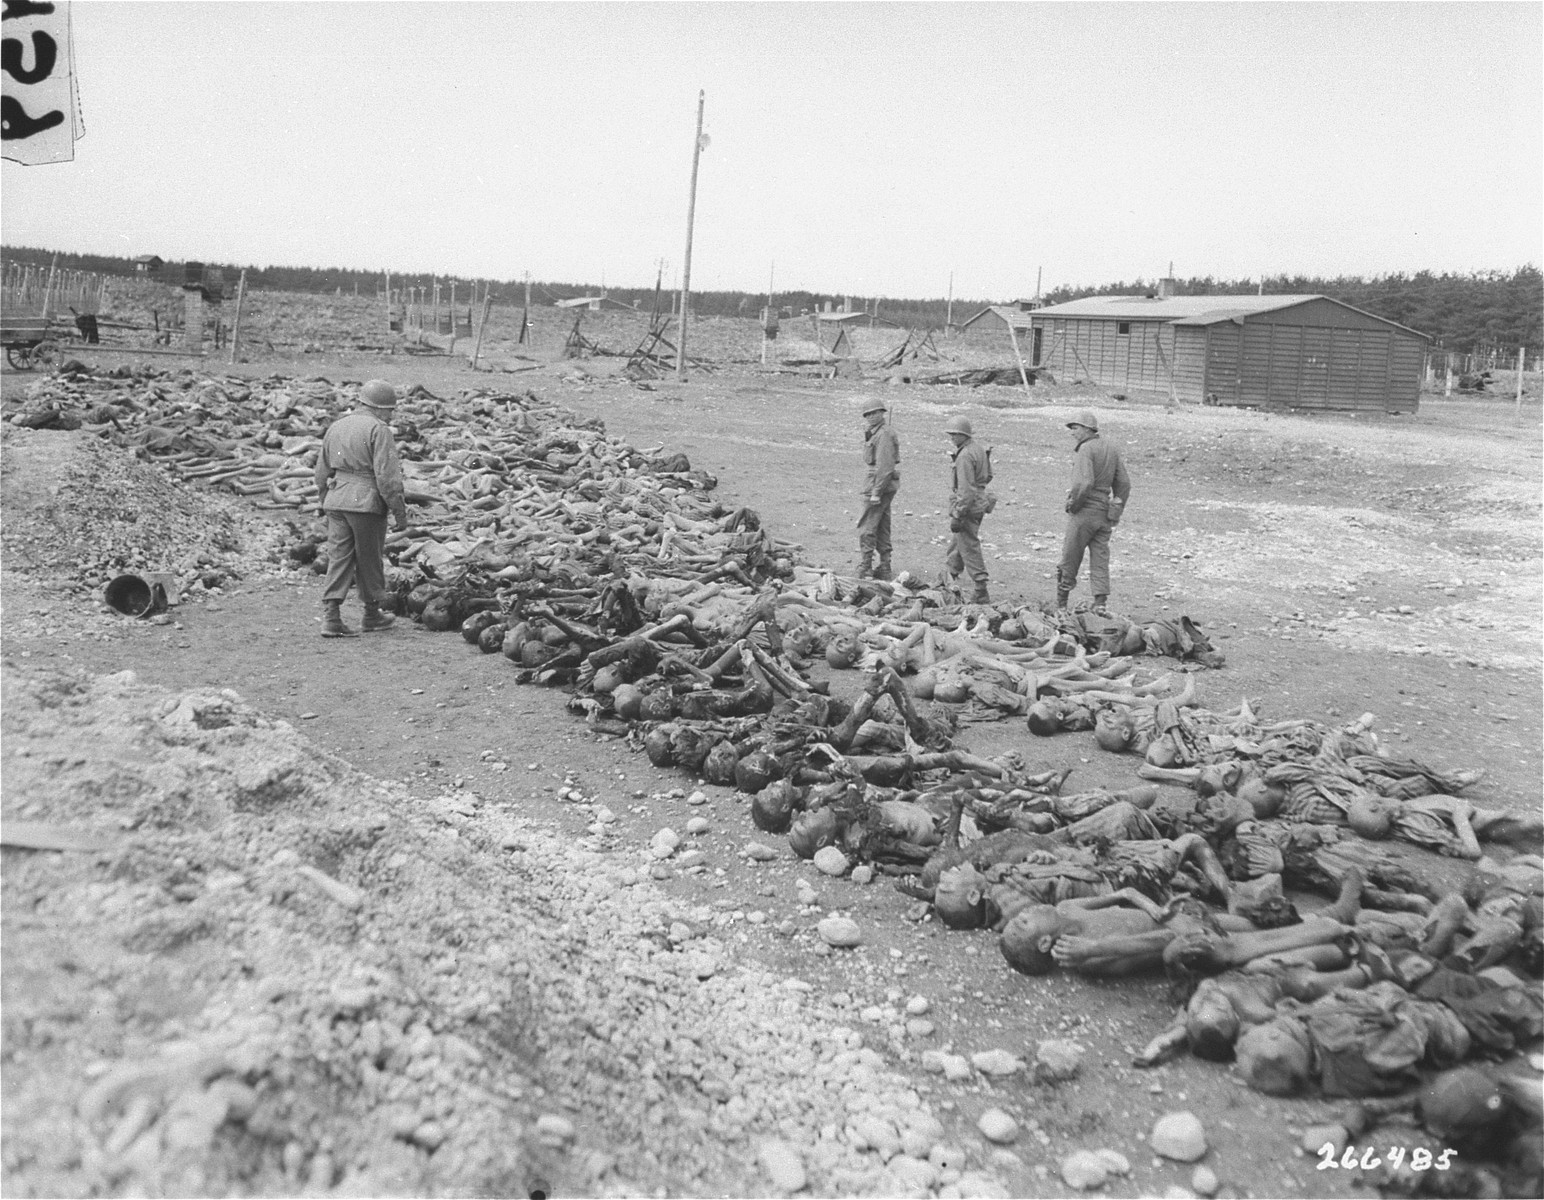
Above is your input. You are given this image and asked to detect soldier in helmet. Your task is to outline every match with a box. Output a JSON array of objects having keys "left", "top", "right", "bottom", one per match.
[
  {"left": 944, "top": 414, "right": 994, "bottom": 604},
  {"left": 313, "top": 380, "right": 409, "bottom": 637},
  {"left": 857, "top": 400, "right": 901, "bottom": 579},
  {"left": 1058, "top": 410, "right": 1130, "bottom": 613}
]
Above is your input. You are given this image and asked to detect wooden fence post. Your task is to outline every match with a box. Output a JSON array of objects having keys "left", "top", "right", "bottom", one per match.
[
  {"left": 229, "top": 270, "right": 247, "bottom": 364},
  {"left": 470, "top": 293, "right": 493, "bottom": 369}
]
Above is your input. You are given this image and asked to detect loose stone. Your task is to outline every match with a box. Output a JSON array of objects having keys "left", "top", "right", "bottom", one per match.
[
  {"left": 977, "top": 1108, "right": 1018, "bottom": 1144},
  {"left": 817, "top": 916, "right": 862, "bottom": 948},
  {"left": 1151, "top": 1111, "right": 1207, "bottom": 1162}
]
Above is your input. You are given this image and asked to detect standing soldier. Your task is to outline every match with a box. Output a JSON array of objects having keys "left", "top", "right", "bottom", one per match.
[
  {"left": 1057, "top": 410, "right": 1130, "bottom": 613},
  {"left": 857, "top": 400, "right": 900, "bottom": 579},
  {"left": 313, "top": 380, "right": 409, "bottom": 637},
  {"left": 944, "top": 414, "right": 994, "bottom": 604}
]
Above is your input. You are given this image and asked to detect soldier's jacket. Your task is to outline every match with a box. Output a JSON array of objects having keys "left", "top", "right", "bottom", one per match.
[
  {"left": 314, "top": 410, "right": 407, "bottom": 522},
  {"left": 1066, "top": 432, "right": 1131, "bottom": 515},
  {"left": 950, "top": 437, "right": 994, "bottom": 519},
  {"left": 863, "top": 423, "right": 900, "bottom": 495}
]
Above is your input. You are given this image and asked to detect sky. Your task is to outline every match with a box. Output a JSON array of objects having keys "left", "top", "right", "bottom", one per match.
[{"left": 2, "top": 1, "right": 1540, "bottom": 300}]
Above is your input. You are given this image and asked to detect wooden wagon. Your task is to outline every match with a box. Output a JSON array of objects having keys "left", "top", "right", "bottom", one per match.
[{"left": 0, "top": 315, "right": 63, "bottom": 370}]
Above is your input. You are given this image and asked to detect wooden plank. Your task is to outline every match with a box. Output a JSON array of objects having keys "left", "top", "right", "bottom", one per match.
[
  {"left": 2, "top": 821, "right": 117, "bottom": 852},
  {"left": 1300, "top": 327, "right": 1330, "bottom": 407},
  {"left": 1390, "top": 337, "right": 1424, "bottom": 412},
  {"left": 1328, "top": 329, "right": 1360, "bottom": 405},
  {"left": 1268, "top": 324, "right": 1302, "bottom": 407},
  {"left": 1239, "top": 324, "right": 1272, "bottom": 406}
]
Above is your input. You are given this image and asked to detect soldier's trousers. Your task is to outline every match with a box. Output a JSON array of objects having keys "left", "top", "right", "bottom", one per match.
[
  {"left": 946, "top": 515, "right": 988, "bottom": 585},
  {"left": 857, "top": 486, "right": 897, "bottom": 558},
  {"left": 1059, "top": 500, "right": 1113, "bottom": 597},
  {"left": 322, "top": 510, "right": 388, "bottom": 606}
]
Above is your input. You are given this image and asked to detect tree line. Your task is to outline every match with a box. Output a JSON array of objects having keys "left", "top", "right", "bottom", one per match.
[{"left": 3, "top": 245, "right": 1537, "bottom": 353}]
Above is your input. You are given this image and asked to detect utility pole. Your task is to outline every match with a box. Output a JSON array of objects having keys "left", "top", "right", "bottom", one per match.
[
  {"left": 676, "top": 90, "right": 706, "bottom": 380},
  {"left": 762, "top": 261, "right": 774, "bottom": 366}
]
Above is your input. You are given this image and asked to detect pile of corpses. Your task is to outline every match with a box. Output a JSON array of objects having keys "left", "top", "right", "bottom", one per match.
[
  {"left": 38, "top": 368, "right": 1542, "bottom": 1194},
  {"left": 396, "top": 551, "right": 1541, "bottom": 1194}
]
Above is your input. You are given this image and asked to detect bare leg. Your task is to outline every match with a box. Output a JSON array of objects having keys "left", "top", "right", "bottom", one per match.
[
  {"left": 1321, "top": 868, "right": 1364, "bottom": 925},
  {"left": 1165, "top": 920, "right": 1351, "bottom": 974},
  {"left": 1241, "top": 944, "right": 1351, "bottom": 973},
  {"left": 1278, "top": 964, "right": 1371, "bottom": 1000},
  {"left": 1419, "top": 894, "right": 1470, "bottom": 958},
  {"left": 1052, "top": 929, "right": 1176, "bottom": 970},
  {"left": 1363, "top": 887, "right": 1432, "bottom": 915},
  {"left": 1173, "top": 833, "right": 1233, "bottom": 902}
]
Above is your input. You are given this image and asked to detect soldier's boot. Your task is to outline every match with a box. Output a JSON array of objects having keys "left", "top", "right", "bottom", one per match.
[
  {"left": 873, "top": 556, "right": 893, "bottom": 581},
  {"left": 1093, "top": 593, "right": 1110, "bottom": 616},
  {"left": 857, "top": 550, "right": 874, "bottom": 579},
  {"left": 361, "top": 603, "right": 397, "bottom": 633},
  {"left": 971, "top": 583, "right": 991, "bottom": 604},
  {"left": 321, "top": 600, "right": 357, "bottom": 638}
]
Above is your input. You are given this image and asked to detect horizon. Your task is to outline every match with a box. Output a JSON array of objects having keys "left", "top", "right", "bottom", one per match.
[
  {"left": 5, "top": 242, "right": 1536, "bottom": 308},
  {"left": 2, "top": 3, "right": 1539, "bottom": 298}
]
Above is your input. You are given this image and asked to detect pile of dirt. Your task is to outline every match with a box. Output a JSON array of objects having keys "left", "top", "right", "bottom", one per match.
[
  {"left": 0, "top": 664, "right": 1008, "bottom": 1198},
  {"left": 1, "top": 424, "right": 282, "bottom": 602}
]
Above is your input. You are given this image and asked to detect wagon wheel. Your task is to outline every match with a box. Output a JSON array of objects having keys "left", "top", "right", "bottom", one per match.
[{"left": 5, "top": 344, "right": 34, "bottom": 370}]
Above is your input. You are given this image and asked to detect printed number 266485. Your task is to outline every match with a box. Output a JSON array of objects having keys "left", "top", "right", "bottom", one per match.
[{"left": 1317, "top": 1144, "right": 1454, "bottom": 1172}]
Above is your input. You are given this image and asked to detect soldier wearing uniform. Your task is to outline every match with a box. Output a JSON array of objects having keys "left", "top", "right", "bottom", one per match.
[
  {"left": 857, "top": 400, "right": 900, "bottom": 580},
  {"left": 313, "top": 380, "right": 409, "bottom": 637},
  {"left": 944, "top": 414, "right": 994, "bottom": 604},
  {"left": 1058, "top": 410, "right": 1131, "bottom": 612}
]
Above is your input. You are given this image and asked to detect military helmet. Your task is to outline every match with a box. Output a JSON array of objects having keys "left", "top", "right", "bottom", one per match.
[
  {"left": 943, "top": 415, "right": 973, "bottom": 436},
  {"left": 360, "top": 380, "right": 400, "bottom": 410}
]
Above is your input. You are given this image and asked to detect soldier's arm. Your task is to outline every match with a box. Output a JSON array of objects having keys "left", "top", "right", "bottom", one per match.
[
  {"left": 873, "top": 429, "right": 899, "bottom": 492},
  {"left": 1066, "top": 444, "right": 1094, "bottom": 512},
  {"left": 372, "top": 426, "right": 409, "bottom": 526},
  {"left": 1111, "top": 452, "right": 1132, "bottom": 506},
  {"left": 312, "top": 439, "right": 333, "bottom": 508}
]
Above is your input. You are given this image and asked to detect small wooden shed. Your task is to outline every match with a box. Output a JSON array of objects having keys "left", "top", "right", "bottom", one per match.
[{"left": 1028, "top": 294, "right": 1428, "bottom": 413}]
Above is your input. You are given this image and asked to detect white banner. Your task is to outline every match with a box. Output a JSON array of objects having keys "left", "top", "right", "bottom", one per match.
[{"left": 2, "top": 0, "right": 84, "bottom": 166}]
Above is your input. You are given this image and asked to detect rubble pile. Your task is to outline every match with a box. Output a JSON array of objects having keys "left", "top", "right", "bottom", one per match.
[{"left": 0, "top": 426, "right": 273, "bottom": 599}]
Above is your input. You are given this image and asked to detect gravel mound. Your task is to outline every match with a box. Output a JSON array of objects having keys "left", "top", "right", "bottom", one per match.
[
  {"left": 1, "top": 424, "right": 282, "bottom": 598},
  {"left": 1, "top": 665, "right": 1007, "bottom": 1197}
]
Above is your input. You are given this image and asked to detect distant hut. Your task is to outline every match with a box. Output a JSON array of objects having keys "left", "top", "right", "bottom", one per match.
[{"left": 1027, "top": 287, "right": 1428, "bottom": 413}]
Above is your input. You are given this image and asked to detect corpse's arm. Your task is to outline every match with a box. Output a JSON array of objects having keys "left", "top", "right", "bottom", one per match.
[{"left": 1061, "top": 887, "right": 1169, "bottom": 922}]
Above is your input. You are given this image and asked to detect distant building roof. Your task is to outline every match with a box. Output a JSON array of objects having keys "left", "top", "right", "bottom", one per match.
[
  {"left": 1031, "top": 294, "right": 1320, "bottom": 321},
  {"left": 957, "top": 303, "right": 1038, "bottom": 331},
  {"left": 1030, "top": 293, "right": 1427, "bottom": 340}
]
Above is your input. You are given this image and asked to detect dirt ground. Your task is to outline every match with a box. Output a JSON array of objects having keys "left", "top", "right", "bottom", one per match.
[{"left": 2, "top": 327, "right": 1541, "bottom": 1200}]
